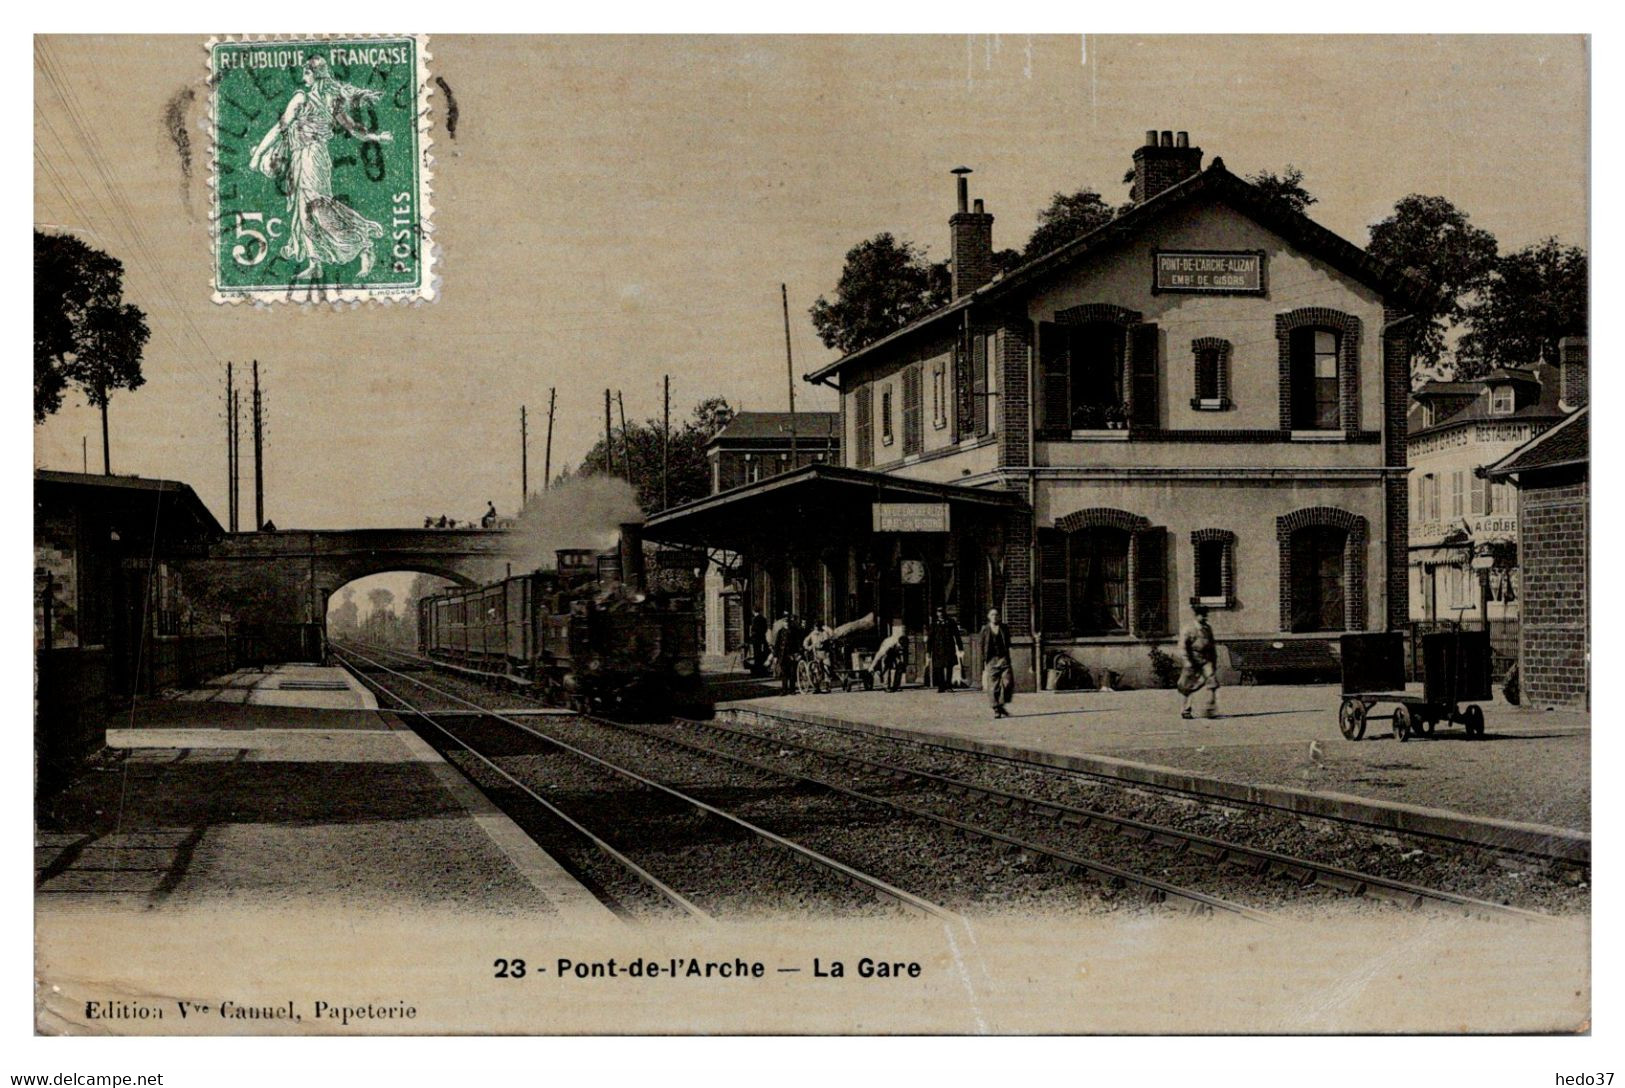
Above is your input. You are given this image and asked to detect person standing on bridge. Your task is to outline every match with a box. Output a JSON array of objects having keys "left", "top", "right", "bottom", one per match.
[{"left": 481, "top": 501, "right": 497, "bottom": 528}]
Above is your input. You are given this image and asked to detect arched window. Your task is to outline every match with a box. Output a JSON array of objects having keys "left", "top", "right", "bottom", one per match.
[
  {"left": 1289, "top": 328, "right": 1340, "bottom": 430},
  {"left": 1036, "top": 510, "right": 1169, "bottom": 638},
  {"left": 1276, "top": 308, "right": 1361, "bottom": 433},
  {"left": 1277, "top": 508, "right": 1368, "bottom": 632}
]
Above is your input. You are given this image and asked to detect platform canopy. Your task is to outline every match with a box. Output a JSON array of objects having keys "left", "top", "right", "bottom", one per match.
[{"left": 643, "top": 463, "right": 1025, "bottom": 553}]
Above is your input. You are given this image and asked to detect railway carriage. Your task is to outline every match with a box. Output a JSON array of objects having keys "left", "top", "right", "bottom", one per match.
[{"left": 417, "top": 527, "right": 704, "bottom": 715}]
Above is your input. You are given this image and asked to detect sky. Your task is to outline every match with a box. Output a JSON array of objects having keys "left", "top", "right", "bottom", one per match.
[{"left": 34, "top": 35, "right": 1589, "bottom": 536}]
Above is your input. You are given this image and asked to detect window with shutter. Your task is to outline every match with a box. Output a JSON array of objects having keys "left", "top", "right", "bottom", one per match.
[
  {"left": 954, "top": 338, "right": 973, "bottom": 438},
  {"left": 1471, "top": 472, "right": 1489, "bottom": 515},
  {"left": 1129, "top": 323, "right": 1160, "bottom": 429},
  {"left": 972, "top": 333, "right": 989, "bottom": 437},
  {"left": 1035, "top": 529, "right": 1070, "bottom": 633},
  {"left": 902, "top": 366, "right": 923, "bottom": 456},
  {"left": 1037, "top": 322, "right": 1070, "bottom": 438},
  {"left": 881, "top": 386, "right": 894, "bottom": 446},
  {"left": 1133, "top": 527, "right": 1170, "bottom": 636},
  {"left": 853, "top": 386, "right": 874, "bottom": 468}
]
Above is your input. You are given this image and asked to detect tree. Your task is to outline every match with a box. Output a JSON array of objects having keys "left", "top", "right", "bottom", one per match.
[
  {"left": 1366, "top": 195, "right": 1499, "bottom": 373},
  {"left": 1456, "top": 239, "right": 1588, "bottom": 377},
  {"left": 34, "top": 231, "right": 151, "bottom": 470},
  {"left": 1245, "top": 165, "right": 1318, "bottom": 214},
  {"left": 1023, "top": 189, "right": 1117, "bottom": 258},
  {"left": 578, "top": 396, "right": 736, "bottom": 514},
  {"left": 809, "top": 233, "right": 948, "bottom": 354},
  {"left": 327, "top": 588, "right": 360, "bottom": 640}
]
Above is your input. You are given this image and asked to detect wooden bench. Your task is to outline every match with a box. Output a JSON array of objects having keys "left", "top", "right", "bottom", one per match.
[{"left": 1225, "top": 639, "right": 1340, "bottom": 685}]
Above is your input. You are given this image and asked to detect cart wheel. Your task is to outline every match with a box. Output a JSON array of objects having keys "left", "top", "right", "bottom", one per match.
[
  {"left": 1392, "top": 703, "right": 1413, "bottom": 742},
  {"left": 1338, "top": 698, "right": 1367, "bottom": 741},
  {"left": 1463, "top": 704, "right": 1485, "bottom": 738}
]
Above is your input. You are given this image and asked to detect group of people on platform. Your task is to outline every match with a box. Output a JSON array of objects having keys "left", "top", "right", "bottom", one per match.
[
  {"left": 742, "top": 601, "right": 1219, "bottom": 722},
  {"left": 743, "top": 605, "right": 1018, "bottom": 719}
]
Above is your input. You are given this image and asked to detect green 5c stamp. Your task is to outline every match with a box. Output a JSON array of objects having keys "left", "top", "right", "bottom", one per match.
[{"left": 209, "top": 36, "right": 435, "bottom": 304}]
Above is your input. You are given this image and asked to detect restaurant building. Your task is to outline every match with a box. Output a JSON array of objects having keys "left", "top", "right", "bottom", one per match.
[
  {"left": 1406, "top": 350, "right": 1572, "bottom": 673},
  {"left": 647, "top": 131, "right": 1432, "bottom": 688}
]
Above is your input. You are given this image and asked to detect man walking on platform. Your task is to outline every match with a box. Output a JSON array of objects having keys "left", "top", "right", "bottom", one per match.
[
  {"left": 1177, "top": 604, "right": 1220, "bottom": 719},
  {"left": 977, "top": 608, "right": 1014, "bottom": 719}
]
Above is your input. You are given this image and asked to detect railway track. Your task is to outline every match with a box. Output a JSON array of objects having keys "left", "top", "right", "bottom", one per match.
[
  {"left": 335, "top": 642, "right": 1557, "bottom": 922},
  {"left": 333, "top": 643, "right": 955, "bottom": 922}
]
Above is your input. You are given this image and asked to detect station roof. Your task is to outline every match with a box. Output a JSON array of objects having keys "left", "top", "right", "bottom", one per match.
[
  {"left": 707, "top": 411, "right": 840, "bottom": 446},
  {"left": 35, "top": 469, "right": 224, "bottom": 539},
  {"left": 1484, "top": 407, "right": 1588, "bottom": 478},
  {"left": 643, "top": 463, "right": 1025, "bottom": 551}
]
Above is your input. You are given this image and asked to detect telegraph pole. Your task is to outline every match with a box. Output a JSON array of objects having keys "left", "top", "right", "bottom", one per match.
[
  {"left": 544, "top": 387, "right": 556, "bottom": 492},
  {"left": 230, "top": 387, "right": 241, "bottom": 532},
  {"left": 781, "top": 283, "right": 798, "bottom": 462},
  {"left": 252, "top": 360, "right": 264, "bottom": 532},
  {"left": 617, "top": 390, "right": 630, "bottom": 484},
  {"left": 604, "top": 388, "right": 615, "bottom": 476},
  {"left": 225, "top": 362, "right": 235, "bottom": 532},
  {"left": 662, "top": 374, "right": 670, "bottom": 511},
  {"left": 520, "top": 404, "right": 528, "bottom": 507}
]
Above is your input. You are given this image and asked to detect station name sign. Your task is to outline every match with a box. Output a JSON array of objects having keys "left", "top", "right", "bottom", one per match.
[
  {"left": 873, "top": 502, "right": 950, "bottom": 533},
  {"left": 1153, "top": 250, "right": 1266, "bottom": 295}
]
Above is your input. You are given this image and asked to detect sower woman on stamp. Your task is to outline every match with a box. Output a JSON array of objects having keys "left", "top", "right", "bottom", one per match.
[{"left": 249, "top": 57, "right": 392, "bottom": 281}]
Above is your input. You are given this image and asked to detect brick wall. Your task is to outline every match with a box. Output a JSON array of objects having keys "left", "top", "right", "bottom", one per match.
[
  {"left": 1519, "top": 476, "right": 1588, "bottom": 707},
  {"left": 997, "top": 319, "right": 1032, "bottom": 468},
  {"left": 1383, "top": 306, "right": 1412, "bottom": 630},
  {"left": 1003, "top": 514, "right": 1032, "bottom": 638}
]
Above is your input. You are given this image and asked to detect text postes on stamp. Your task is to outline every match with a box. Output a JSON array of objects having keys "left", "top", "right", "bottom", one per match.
[{"left": 209, "top": 35, "right": 434, "bottom": 304}]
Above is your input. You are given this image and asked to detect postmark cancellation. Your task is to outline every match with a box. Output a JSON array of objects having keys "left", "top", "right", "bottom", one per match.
[{"left": 208, "top": 35, "right": 435, "bottom": 304}]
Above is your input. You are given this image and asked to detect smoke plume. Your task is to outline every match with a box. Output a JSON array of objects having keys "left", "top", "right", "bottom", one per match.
[{"left": 504, "top": 474, "right": 643, "bottom": 574}]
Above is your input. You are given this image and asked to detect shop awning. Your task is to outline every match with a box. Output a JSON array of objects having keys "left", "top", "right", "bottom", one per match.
[
  {"left": 1409, "top": 544, "right": 1470, "bottom": 566},
  {"left": 643, "top": 464, "right": 1026, "bottom": 552}
]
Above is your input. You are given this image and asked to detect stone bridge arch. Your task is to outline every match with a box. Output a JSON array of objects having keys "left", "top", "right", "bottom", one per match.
[{"left": 175, "top": 528, "right": 517, "bottom": 632}]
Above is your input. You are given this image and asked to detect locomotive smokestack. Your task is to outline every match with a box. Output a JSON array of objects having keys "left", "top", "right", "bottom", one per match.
[{"left": 618, "top": 521, "right": 647, "bottom": 591}]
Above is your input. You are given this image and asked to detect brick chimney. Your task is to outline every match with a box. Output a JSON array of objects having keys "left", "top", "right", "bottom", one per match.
[
  {"left": 949, "top": 166, "right": 994, "bottom": 299},
  {"left": 1131, "top": 129, "right": 1203, "bottom": 205},
  {"left": 1558, "top": 335, "right": 1587, "bottom": 411}
]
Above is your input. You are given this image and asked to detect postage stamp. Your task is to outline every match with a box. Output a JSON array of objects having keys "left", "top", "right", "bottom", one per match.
[{"left": 208, "top": 35, "right": 435, "bottom": 304}]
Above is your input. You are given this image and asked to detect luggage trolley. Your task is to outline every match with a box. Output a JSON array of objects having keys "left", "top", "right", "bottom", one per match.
[{"left": 1336, "top": 630, "right": 1493, "bottom": 742}]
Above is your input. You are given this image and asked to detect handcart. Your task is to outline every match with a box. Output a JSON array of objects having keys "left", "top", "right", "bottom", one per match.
[
  {"left": 1336, "top": 630, "right": 1492, "bottom": 742},
  {"left": 820, "top": 613, "right": 880, "bottom": 692}
]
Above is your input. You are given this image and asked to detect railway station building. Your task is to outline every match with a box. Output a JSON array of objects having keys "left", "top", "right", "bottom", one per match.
[{"left": 647, "top": 131, "right": 1433, "bottom": 690}]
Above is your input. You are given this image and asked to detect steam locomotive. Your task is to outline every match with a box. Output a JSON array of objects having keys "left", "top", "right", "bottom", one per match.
[{"left": 417, "top": 523, "right": 705, "bottom": 715}]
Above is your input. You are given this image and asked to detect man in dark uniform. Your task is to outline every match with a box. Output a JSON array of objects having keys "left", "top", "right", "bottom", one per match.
[
  {"left": 772, "top": 612, "right": 799, "bottom": 695},
  {"left": 748, "top": 609, "right": 770, "bottom": 676},
  {"left": 926, "top": 607, "right": 962, "bottom": 693}
]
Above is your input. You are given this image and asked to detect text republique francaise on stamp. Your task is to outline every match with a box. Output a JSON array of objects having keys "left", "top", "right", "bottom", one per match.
[{"left": 209, "top": 36, "right": 434, "bottom": 304}]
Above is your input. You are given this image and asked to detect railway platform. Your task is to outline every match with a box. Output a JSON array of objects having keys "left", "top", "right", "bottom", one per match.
[
  {"left": 35, "top": 664, "right": 611, "bottom": 921},
  {"left": 718, "top": 681, "right": 1589, "bottom": 860}
]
